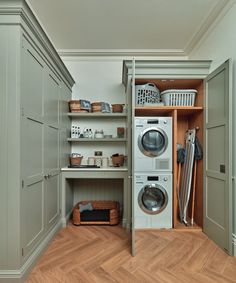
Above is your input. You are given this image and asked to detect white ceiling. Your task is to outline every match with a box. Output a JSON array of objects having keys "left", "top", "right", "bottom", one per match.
[{"left": 26, "top": 0, "right": 230, "bottom": 55}]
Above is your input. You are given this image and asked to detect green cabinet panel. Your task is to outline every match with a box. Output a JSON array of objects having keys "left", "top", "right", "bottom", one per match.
[
  {"left": 45, "top": 174, "right": 60, "bottom": 229},
  {"left": 22, "top": 181, "right": 44, "bottom": 259}
]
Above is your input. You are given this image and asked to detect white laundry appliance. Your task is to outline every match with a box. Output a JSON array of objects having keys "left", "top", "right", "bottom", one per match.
[
  {"left": 134, "top": 117, "right": 172, "bottom": 172},
  {"left": 134, "top": 173, "right": 172, "bottom": 229}
]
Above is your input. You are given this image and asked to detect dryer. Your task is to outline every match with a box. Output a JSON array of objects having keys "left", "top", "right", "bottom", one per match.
[
  {"left": 134, "top": 173, "right": 172, "bottom": 229},
  {"left": 134, "top": 117, "right": 172, "bottom": 172}
]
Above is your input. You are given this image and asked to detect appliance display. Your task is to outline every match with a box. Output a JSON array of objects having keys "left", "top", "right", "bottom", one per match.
[
  {"left": 134, "top": 174, "right": 172, "bottom": 229},
  {"left": 134, "top": 117, "right": 172, "bottom": 172}
]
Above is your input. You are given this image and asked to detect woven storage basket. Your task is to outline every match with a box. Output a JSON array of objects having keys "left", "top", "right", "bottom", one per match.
[
  {"left": 69, "top": 100, "right": 91, "bottom": 112},
  {"left": 70, "top": 156, "right": 83, "bottom": 166},
  {"left": 111, "top": 154, "right": 124, "bottom": 167},
  {"left": 73, "top": 200, "right": 120, "bottom": 225},
  {"left": 112, "top": 104, "right": 123, "bottom": 113},
  {"left": 69, "top": 100, "right": 81, "bottom": 112},
  {"left": 91, "top": 102, "right": 102, "bottom": 112},
  {"left": 135, "top": 83, "right": 161, "bottom": 106},
  {"left": 161, "top": 89, "right": 197, "bottom": 106}
]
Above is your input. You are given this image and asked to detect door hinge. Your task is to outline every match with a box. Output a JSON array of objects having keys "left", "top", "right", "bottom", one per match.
[
  {"left": 22, "top": 248, "right": 24, "bottom": 257},
  {"left": 22, "top": 180, "right": 24, "bottom": 188}
]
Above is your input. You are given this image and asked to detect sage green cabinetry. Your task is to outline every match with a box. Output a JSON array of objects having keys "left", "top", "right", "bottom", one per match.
[{"left": 0, "top": 1, "right": 74, "bottom": 282}]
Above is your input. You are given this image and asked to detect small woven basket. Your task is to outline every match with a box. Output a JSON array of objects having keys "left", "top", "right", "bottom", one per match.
[
  {"left": 69, "top": 100, "right": 81, "bottom": 112},
  {"left": 91, "top": 102, "right": 102, "bottom": 112},
  {"left": 70, "top": 156, "right": 83, "bottom": 166},
  {"left": 111, "top": 154, "right": 124, "bottom": 167},
  {"left": 112, "top": 104, "right": 123, "bottom": 113}
]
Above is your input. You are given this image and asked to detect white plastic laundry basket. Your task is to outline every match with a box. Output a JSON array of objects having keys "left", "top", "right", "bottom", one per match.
[
  {"left": 161, "top": 89, "right": 197, "bottom": 106},
  {"left": 135, "top": 83, "right": 161, "bottom": 106}
]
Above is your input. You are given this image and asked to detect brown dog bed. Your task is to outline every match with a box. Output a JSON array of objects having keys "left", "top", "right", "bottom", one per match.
[{"left": 72, "top": 200, "right": 120, "bottom": 225}]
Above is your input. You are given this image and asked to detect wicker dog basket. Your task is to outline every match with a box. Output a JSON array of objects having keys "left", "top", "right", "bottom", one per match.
[{"left": 73, "top": 200, "right": 120, "bottom": 225}]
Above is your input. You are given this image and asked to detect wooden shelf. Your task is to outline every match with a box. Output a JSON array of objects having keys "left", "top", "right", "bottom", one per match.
[
  {"left": 67, "top": 138, "right": 127, "bottom": 142},
  {"left": 135, "top": 106, "right": 203, "bottom": 116},
  {"left": 61, "top": 166, "right": 128, "bottom": 172},
  {"left": 68, "top": 112, "right": 127, "bottom": 118}
]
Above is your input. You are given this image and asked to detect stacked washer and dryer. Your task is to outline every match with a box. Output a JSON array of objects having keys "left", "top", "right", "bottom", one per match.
[{"left": 134, "top": 117, "right": 173, "bottom": 229}]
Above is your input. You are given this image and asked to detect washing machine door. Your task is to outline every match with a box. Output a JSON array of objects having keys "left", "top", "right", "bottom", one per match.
[
  {"left": 138, "top": 127, "right": 168, "bottom": 157},
  {"left": 138, "top": 184, "right": 168, "bottom": 215}
]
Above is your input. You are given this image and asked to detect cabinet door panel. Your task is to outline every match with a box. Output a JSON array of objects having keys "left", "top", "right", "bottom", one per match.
[
  {"left": 44, "top": 126, "right": 59, "bottom": 171},
  {"left": 45, "top": 174, "right": 60, "bottom": 228},
  {"left": 204, "top": 60, "right": 232, "bottom": 254},
  {"left": 22, "top": 180, "right": 44, "bottom": 258},
  {"left": 44, "top": 72, "right": 60, "bottom": 128},
  {"left": 22, "top": 118, "right": 43, "bottom": 178},
  {"left": 21, "top": 37, "right": 44, "bottom": 122}
]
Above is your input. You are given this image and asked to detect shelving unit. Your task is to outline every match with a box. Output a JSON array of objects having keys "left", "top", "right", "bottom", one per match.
[
  {"left": 67, "top": 138, "right": 127, "bottom": 142},
  {"left": 68, "top": 112, "right": 127, "bottom": 118},
  {"left": 65, "top": 107, "right": 130, "bottom": 229},
  {"left": 136, "top": 82, "right": 204, "bottom": 230}
]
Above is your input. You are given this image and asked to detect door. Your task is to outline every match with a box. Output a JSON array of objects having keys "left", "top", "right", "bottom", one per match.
[
  {"left": 204, "top": 60, "right": 232, "bottom": 254},
  {"left": 21, "top": 37, "right": 45, "bottom": 258},
  {"left": 44, "top": 70, "right": 60, "bottom": 230}
]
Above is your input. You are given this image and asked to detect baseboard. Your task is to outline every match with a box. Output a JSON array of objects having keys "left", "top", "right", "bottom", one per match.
[
  {"left": 233, "top": 233, "right": 236, "bottom": 257},
  {"left": 0, "top": 220, "right": 62, "bottom": 283},
  {"left": 122, "top": 218, "right": 131, "bottom": 231},
  {"left": 62, "top": 209, "right": 73, "bottom": 227}
]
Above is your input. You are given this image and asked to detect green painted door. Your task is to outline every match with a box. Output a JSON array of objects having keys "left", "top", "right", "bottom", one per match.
[{"left": 204, "top": 60, "right": 232, "bottom": 254}]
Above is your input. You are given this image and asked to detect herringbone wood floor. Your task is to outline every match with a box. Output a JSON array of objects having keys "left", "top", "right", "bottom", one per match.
[{"left": 26, "top": 223, "right": 236, "bottom": 283}]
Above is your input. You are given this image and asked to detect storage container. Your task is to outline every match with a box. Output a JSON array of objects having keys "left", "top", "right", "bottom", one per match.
[
  {"left": 135, "top": 83, "right": 161, "bottom": 106},
  {"left": 161, "top": 89, "right": 197, "bottom": 106}
]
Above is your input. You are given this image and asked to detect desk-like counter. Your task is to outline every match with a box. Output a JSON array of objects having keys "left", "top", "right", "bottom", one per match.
[{"left": 61, "top": 167, "right": 130, "bottom": 229}]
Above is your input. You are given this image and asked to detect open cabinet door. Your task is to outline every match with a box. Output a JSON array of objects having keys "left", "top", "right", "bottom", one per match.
[
  {"left": 204, "top": 60, "right": 233, "bottom": 254},
  {"left": 131, "top": 58, "right": 136, "bottom": 256}
]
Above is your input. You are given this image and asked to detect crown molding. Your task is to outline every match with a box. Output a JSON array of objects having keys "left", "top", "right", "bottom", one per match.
[
  {"left": 58, "top": 49, "right": 186, "bottom": 58},
  {"left": 184, "top": 0, "right": 235, "bottom": 55}
]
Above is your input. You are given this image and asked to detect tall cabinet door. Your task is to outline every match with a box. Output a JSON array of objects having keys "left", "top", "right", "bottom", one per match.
[
  {"left": 204, "top": 60, "right": 233, "bottom": 254},
  {"left": 44, "top": 70, "right": 60, "bottom": 230},
  {"left": 21, "top": 37, "right": 45, "bottom": 258}
]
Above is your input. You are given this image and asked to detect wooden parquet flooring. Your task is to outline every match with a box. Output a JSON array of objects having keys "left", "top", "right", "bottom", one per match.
[{"left": 26, "top": 223, "right": 236, "bottom": 283}]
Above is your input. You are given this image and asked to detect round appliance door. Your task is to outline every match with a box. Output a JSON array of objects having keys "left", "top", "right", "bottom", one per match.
[
  {"left": 138, "top": 127, "right": 168, "bottom": 157},
  {"left": 138, "top": 184, "right": 168, "bottom": 215}
]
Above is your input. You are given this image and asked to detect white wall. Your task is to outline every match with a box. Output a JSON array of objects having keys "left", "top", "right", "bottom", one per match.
[
  {"left": 62, "top": 58, "right": 127, "bottom": 162},
  {"left": 189, "top": 2, "right": 236, "bottom": 254}
]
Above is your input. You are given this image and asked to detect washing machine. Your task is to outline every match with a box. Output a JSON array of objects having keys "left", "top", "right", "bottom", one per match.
[
  {"left": 134, "top": 117, "right": 172, "bottom": 172},
  {"left": 134, "top": 173, "right": 172, "bottom": 229}
]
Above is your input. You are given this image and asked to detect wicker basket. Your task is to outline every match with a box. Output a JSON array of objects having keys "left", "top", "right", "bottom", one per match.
[
  {"left": 112, "top": 104, "right": 123, "bottom": 113},
  {"left": 70, "top": 156, "right": 83, "bottom": 166},
  {"left": 111, "top": 154, "right": 124, "bottom": 167},
  {"left": 73, "top": 200, "right": 120, "bottom": 225},
  {"left": 69, "top": 100, "right": 91, "bottom": 112},
  {"left": 91, "top": 102, "right": 102, "bottom": 112},
  {"left": 69, "top": 100, "right": 81, "bottom": 112}
]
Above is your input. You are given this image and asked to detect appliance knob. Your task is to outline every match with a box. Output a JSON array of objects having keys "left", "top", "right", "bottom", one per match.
[
  {"left": 163, "top": 177, "right": 168, "bottom": 181},
  {"left": 163, "top": 120, "right": 167, "bottom": 124}
]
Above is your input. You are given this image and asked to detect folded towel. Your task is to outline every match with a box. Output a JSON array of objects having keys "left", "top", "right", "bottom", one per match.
[{"left": 79, "top": 202, "right": 93, "bottom": 213}]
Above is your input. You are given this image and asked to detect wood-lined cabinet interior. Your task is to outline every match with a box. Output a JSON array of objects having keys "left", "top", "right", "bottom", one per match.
[
  {"left": 123, "top": 59, "right": 233, "bottom": 257},
  {"left": 135, "top": 78, "right": 204, "bottom": 229}
]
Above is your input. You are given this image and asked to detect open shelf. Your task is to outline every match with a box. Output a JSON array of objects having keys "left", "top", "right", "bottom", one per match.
[
  {"left": 67, "top": 138, "right": 127, "bottom": 142},
  {"left": 68, "top": 112, "right": 127, "bottom": 118},
  {"left": 135, "top": 106, "right": 203, "bottom": 116}
]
